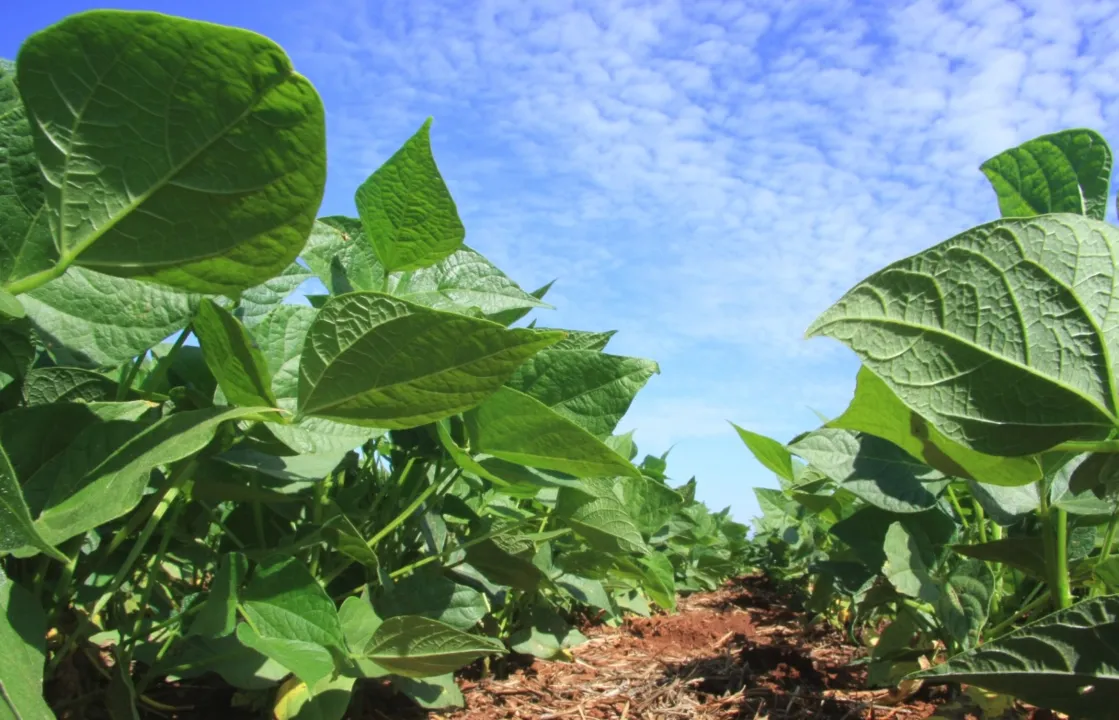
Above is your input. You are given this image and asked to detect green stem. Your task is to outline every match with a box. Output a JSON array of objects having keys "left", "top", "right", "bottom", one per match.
[
  {"left": 946, "top": 485, "right": 970, "bottom": 529},
  {"left": 5, "top": 261, "right": 70, "bottom": 296},
  {"left": 124, "top": 492, "right": 187, "bottom": 662},
  {"left": 117, "top": 351, "right": 148, "bottom": 401},
  {"left": 321, "top": 467, "right": 459, "bottom": 587},
  {"left": 1097, "top": 509, "right": 1119, "bottom": 566},
  {"left": 986, "top": 589, "right": 1050, "bottom": 639},
  {"left": 972, "top": 498, "right": 988, "bottom": 543},
  {"left": 1040, "top": 487, "right": 1072, "bottom": 611},
  {"left": 48, "top": 477, "right": 189, "bottom": 673},
  {"left": 1050, "top": 439, "right": 1119, "bottom": 454}
]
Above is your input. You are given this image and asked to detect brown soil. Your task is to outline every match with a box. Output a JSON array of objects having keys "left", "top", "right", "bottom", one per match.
[{"left": 352, "top": 574, "right": 1054, "bottom": 720}]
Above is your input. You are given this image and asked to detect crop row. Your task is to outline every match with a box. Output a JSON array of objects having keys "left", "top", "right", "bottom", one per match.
[{"left": 0, "top": 11, "right": 751, "bottom": 719}]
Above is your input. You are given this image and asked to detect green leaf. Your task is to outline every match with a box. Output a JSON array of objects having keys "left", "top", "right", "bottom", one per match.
[
  {"left": 829, "top": 367, "right": 1041, "bottom": 487},
  {"left": 830, "top": 506, "right": 957, "bottom": 571},
  {"left": 555, "top": 574, "right": 612, "bottom": 612},
  {"left": 487, "top": 280, "right": 554, "bottom": 327},
  {"left": 390, "top": 674, "right": 463, "bottom": 710},
  {"left": 321, "top": 512, "right": 379, "bottom": 570},
  {"left": 190, "top": 553, "right": 248, "bottom": 639},
  {"left": 21, "top": 367, "right": 118, "bottom": 405},
  {"left": 620, "top": 475, "right": 684, "bottom": 535},
  {"left": 937, "top": 558, "right": 994, "bottom": 649},
  {"left": 235, "top": 263, "right": 314, "bottom": 326},
  {"left": 194, "top": 299, "right": 277, "bottom": 408},
  {"left": 338, "top": 595, "right": 382, "bottom": 654},
  {"left": 355, "top": 118, "right": 464, "bottom": 273},
  {"left": 556, "top": 481, "right": 648, "bottom": 555},
  {"left": 273, "top": 674, "right": 354, "bottom": 720},
  {"left": 16, "top": 9, "right": 327, "bottom": 294},
  {"left": 157, "top": 633, "right": 288, "bottom": 690},
  {"left": 636, "top": 552, "right": 677, "bottom": 611},
  {"left": 980, "top": 128, "right": 1112, "bottom": 221},
  {"left": 302, "top": 219, "right": 384, "bottom": 295},
  {"left": 0, "top": 440, "right": 65, "bottom": 561},
  {"left": 789, "top": 428, "right": 949, "bottom": 513},
  {"left": 465, "top": 387, "right": 641, "bottom": 479},
  {"left": 506, "top": 350, "right": 658, "bottom": 438},
  {"left": 911, "top": 595, "right": 1119, "bottom": 718},
  {"left": 252, "top": 305, "right": 380, "bottom": 454},
  {"left": 0, "top": 58, "right": 58, "bottom": 292},
  {"left": 968, "top": 480, "right": 1039, "bottom": 526},
  {"left": 547, "top": 329, "right": 616, "bottom": 352},
  {"left": 0, "top": 323, "right": 36, "bottom": 385},
  {"left": 388, "top": 246, "right": 549, "bottom": 319},
  {"left": 462, "top": 539, "right": 548, "bottom": 592},
  {"left": 297, "top": 292, "right": 562, "bottom": 428},
  {"left": 0, "top": 569, "right": 54, "bottom": 719},
  {"left": 238, "top": 557, "right": 345, "bottom": 685},
  {"left": 235, "top": 623, "right": 335, "bottom": 689},
  {"left": 0, "top": 291, "right": 23, "bottom": 320},
  {"left": 30, "top": 406, "right": 274, "bottom": 547},
  {"left": 952, "top": 536, "right": 1054, "bottom": 578},
  {"left": 376, "top": 571, "right": 487, "bottom": 631},
  {"left": 509, "top": 605, "right": 587, "bottom": 660},
  {"left": 241, "top": 557, "right": 345, "bottom": 649},
  {"left": 107, "top": 648, "right": 140, "bottom": 720},
  {"left": 732, "top": 424, "right": 796, "bottom": 483},
  {"left": 807, "top": 214, "right": 1119, "bottom": 457},
  {"left": 22, "top": 267, "right": 200, "bottom": 368},
  {"left": 882, "top": 522, "right": 939, "bottom": 603},
  {"left": 364, "top": 616, "right": 503, "bottom": 678}
]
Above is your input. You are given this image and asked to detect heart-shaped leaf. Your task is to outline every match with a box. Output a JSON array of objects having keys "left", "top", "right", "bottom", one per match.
[
  {"left": 808, "top": 214, "right": 1119, "bottom": 457},
  {"left": 16, "top": 9, "right": 326, "bottom": 294},
  {"left": 297, "top": 292, "right": 562, "bottom": 428}
]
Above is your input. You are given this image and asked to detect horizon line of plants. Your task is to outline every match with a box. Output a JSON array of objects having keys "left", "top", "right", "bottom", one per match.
[
  {"left": 0, "top": 9, "right": 751, "bottom": 719},
  {"left": 734, "top": 127, "right": 1119, "bottom": 718}
]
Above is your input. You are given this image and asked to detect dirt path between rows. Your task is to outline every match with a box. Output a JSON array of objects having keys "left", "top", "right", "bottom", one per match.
[{"left": 360, "top": 575, "right": 955, "bottom": 720}]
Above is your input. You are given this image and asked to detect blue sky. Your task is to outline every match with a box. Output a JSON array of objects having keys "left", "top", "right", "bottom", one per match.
[{"left": 6, "top": 0, "right": 1119, "bottom": 525}]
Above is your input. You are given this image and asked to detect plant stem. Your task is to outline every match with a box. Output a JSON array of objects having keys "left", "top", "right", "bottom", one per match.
[
  {"left": 48, "top": 477, "right": 189, "bottom": 673},
  {"left": 972, "top": 498, "right": 988, "bottom": 543},
  {"left": 117, "top": 351, "right": 148, "bottom": 401},
  {"left": 1050, "top": 439, "right": 1119, "bottom": 454},
  {"left": 946, "top": 485, "right": 970, "bottom": 529},
  {"left": 1039, "top": 486, "right": 1072, "bottom": 611},
  {"left": 986, "top": 589, "right": 1051, "bottom": 639}
]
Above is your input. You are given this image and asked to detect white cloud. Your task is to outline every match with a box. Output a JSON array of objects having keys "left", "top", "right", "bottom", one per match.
[{"left": 284, "top": 0, "right": 1119, "bottom": 520}]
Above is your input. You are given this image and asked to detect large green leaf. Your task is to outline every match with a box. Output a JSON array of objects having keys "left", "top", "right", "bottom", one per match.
[
  {"left": 194, "top": 299, "right": 277, "bottom": 408},
  {"left": 556, "top": 478, "right": 648, "bottom": 555},
  {"left": 297, "top": 292, "right": 562, "bottom": 428},
  {"left": 807, "top": 214, "right": 1119, "bottom": 457},
  {"left": 0, "top": 440, "right": 65, "bottom": 561},
  {"left": 238, "top": 557, "right": 345, "bottom": 686},
  {"left": 732, "top": 424, "right": 795, "bottom": 483},
  {"left": 937, "top": 558, "right": 994, "bottom": 649},
  {"left": 252, "top": 304, "right": 380, "bottom": 454},
  {"left": 462, "top": 538, "right": 548, "bottom": 592},
  {"left": 508, "top": 605, "right": 587, "bottom": 661},
  {"left": 912, "top": 595, "right": 1119, "bottom": 718},
  {"left": 387, "top": 246, "right": 549, "bottom": 319},
  {"left": 465, "top": 387, "right": 641, "bottom": 479},
  {"left": 363, "top": 616, "right": 503, "bottom": 678},
  {"left": 882, "top": 522, "right": 939, "bottom": 603},
  {"left": 28, "top": 406, "right": 274, "bottom": 547},
  {"left": 829, "top": 367, "right": 1041, "bottom": 487},
  {"left": 22, "top": 266, "right": 200, "bottom": 368},
  {"left": 789, "top": 428, "right": 948, "bottom": 513},
  {"left": 980, "top": 128, "right": 1112, "bottom": 221},
  {"left": 391, "top": 674, "right": 464, "bottom": 710},
  {"left": 505, "top": 350, "right": 658, "bottom": 438},
  {"left": 0, "top": 568, "right": 54, "bottom": 719},
  {"left": 830, "top": 506, "right": 957, "bottom": 570},
  {"left": 355, "top": 118, "right": 464, "bottom": 273},
  {"left": 487, "top": 280, "right": 554, "bottom": 327},
  {"left": 376, "top": 571, "right": 487, "bottom": 631},
  {"left": 0, "top": 59, "right": 57, "bottom": 291},
  {"left": 15, "top": 9, "right": 326, "bottom": 294},
  {"left": 620, "top": 475, "right": 684, "bottom": 534}
]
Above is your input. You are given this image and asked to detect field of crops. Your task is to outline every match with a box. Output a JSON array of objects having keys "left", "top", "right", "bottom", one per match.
[{"left": 2, "top": 7, "right": 1119, "bottom": 720}]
